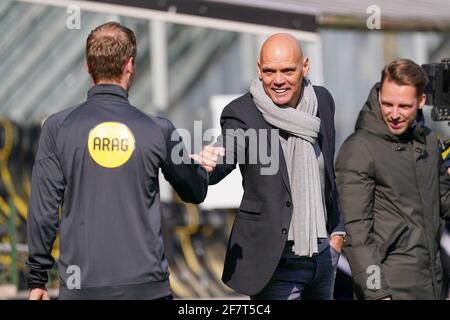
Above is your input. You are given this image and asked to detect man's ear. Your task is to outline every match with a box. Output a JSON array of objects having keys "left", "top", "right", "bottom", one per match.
[
  {"left": 125, "top": 57, "right": 134, "bottom": 75},
  {"left": 418, "top": 93, "right": 426, "bottom": 110},
  {"left": 257, "top": 60, "right": 262, "bottom": 80},
  {"left": 302, "top": 57, "right": 310, "bottom": 77}
]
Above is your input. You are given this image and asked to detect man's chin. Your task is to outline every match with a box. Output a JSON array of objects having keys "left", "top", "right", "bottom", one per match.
[
  {"left": 270, "top": 97, "right": 290, "bottom": 107},
  {"left": 388, "top": 127, "right": 407, "bottom": 136}
]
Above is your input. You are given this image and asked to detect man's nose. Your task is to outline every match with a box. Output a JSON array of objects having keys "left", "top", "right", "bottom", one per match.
[
  {"left": 391, "top": 107, "right": 400, "bottom": 119},
  {"left": 274, "top": 73, "right": 285, "bottom": 85}
]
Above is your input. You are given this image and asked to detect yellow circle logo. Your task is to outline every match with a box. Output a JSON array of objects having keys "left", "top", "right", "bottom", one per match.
[{"left": 88, "top": 122, "right": 135, "bottom": 168}]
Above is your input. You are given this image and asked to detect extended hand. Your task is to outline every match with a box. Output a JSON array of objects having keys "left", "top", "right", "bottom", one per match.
[
  {"left": 29, "top": 288, "right": 50, "bottom": 300},
  {"left": 330, "top": 234, "right": 344, "bottom": 253},
  {"left": 190, "top": 145, "right": 225, "bottom": 173}
]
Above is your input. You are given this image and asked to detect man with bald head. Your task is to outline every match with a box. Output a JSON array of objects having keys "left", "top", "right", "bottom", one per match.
[{"left": 196, "top": 33, "right": 344, "bottom": 299}]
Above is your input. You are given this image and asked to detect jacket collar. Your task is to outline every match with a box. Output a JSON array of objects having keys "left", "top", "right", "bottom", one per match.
[{"left": 87, "top": 84, "right": 129, "bottom": 100}]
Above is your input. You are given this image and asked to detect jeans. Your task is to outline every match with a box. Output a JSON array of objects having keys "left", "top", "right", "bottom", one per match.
[{"left": 250, "top": 243, "right": 340, "bottom": 300}]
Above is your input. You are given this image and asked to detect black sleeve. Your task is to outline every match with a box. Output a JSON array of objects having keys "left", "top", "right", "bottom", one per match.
[
  {"left": 26, "top": 118, "right": 65, "bottom": 288},
  {"left": 160, "top": 120, "right": 208, "bottom": 204},
  {"left": 209, "top": 105, "right": 247, "bottom": 185},
  {"left": 328, "top": 94, "right": 345, "bottom": 235},
  {"left": 440, "top": 154, "right": 450, "bottom": 220},
  {"left": 316, "top": 86, "right": 344, "bottom": 234}
]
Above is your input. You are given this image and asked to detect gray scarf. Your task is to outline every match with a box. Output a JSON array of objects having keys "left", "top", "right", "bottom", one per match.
[{"left": 250, "top": 78, "right": 327, "bottom": 256}]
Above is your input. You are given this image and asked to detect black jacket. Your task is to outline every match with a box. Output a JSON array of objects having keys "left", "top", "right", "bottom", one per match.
[
  {"left": 336, "top": 84, "right": 450, "bottom": 300},
  {"left": 209, "top": 87, "right": 343, "bottom": 295},
  {"left": 26, "top": 84, "right": 208, "bottom": 299}
]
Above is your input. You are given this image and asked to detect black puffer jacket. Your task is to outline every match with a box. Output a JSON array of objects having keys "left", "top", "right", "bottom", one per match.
[{"left": 336, "top": 83, "right": 450, "bottom": 300}]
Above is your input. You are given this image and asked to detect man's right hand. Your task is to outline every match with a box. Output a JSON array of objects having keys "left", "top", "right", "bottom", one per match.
[
  {"left": 190, "top": 145, "right": 225, "bottom": 173},
  {"left": 29, "top": 288, "right": 50, "bottom": 300}
]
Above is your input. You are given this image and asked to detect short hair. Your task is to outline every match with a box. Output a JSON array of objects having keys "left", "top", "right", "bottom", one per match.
[
  {"left": 380, "top": 58, "right": 429, "bottom": 98},
  {"left": 86, "top": 22, "right": 137, "bottom": 83}
]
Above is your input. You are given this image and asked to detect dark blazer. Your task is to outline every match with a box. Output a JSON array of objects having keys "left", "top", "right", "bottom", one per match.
[{"left": 209, "top": 86, "right": 343, "bottom": 296}]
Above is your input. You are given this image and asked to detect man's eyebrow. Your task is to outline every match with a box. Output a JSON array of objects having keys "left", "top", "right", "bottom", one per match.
[
  {"left": 380, "top": 99, "right": 413, "bottom": 108},
  {"left": 261, "top": 66, "right": 297, "bottom": 72},
  {"left": 380, "top": 99, "right": 393, "bottom": 106},
  {"left": 281, "top": 67, "right": 297, "bottom": 71}
]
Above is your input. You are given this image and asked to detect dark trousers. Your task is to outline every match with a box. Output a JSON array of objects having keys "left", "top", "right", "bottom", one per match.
[{"left": 251, "top": 244, "right": 340, "bottom": 300}]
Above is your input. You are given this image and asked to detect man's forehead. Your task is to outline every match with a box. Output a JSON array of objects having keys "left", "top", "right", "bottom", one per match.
[
  {"left": 259, "top": 60, "right": 299, "bottom": 69},
  {"left": 259, "top": 48, "right": 302, "bottom": 67},
  {"left": 380, "top": 80, "right": 418, "bottom": 98}
]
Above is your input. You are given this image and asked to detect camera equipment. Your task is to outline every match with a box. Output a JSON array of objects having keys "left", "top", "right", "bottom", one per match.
[{"left": 422, "top": 58, "right": 450, "bottom": 121}]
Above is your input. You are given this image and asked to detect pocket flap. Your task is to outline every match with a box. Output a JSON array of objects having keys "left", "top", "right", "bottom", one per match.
[{"left": 239, "top": 198, "right": 264, "bottom": 213}]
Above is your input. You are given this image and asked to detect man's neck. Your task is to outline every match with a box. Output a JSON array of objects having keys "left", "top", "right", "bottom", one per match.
[{"left": 95, "top": 80, "right": 128, "bottom": 91}]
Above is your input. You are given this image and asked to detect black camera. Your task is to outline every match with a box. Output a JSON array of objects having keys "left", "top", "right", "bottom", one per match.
[{"left": 422, "top": 58, "right": 450, "bottom": 121}]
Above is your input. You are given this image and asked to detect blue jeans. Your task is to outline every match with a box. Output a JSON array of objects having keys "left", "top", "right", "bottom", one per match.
[{"left": 250, "top": 243, "right": 340, "bottom": 300}]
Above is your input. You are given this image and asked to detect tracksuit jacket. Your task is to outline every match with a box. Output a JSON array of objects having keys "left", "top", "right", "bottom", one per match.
[{"left": 26, "top": 84, "right": 208, "bottom": 299}]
